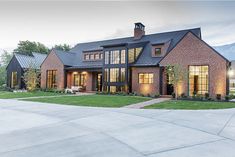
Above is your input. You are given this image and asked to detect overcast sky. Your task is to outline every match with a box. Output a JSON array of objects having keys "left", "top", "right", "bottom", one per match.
[{"left": 0, "top": 1, "right": 235, "bottom": 53}]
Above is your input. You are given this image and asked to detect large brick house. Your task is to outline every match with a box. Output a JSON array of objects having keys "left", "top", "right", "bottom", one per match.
[{"left": 41, "top": 23, "right": 230, "bottom": 98}]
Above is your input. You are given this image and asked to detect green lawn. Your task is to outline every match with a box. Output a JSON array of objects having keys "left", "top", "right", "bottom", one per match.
[
  {"left": 24, "top": 95, "right": 152, "bottom": 108},
  {"left": 0, "top": 91, "right": 64, "bottom": 99},
  {"left": 144, "top": 100, "right": 235, "bottom": 110}
]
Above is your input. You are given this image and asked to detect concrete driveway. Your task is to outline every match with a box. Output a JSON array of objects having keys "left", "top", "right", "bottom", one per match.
[{"left": 0, "top": 99, "right": 235, "bottom": 157}]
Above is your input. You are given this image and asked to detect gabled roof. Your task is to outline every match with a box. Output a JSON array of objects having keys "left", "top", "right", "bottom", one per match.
[
  {"left": 55, "top": 28, "right": 201, "bottom": 67},
  {"left": 14, "top": 52, "right": 47, "bottom": 69}
]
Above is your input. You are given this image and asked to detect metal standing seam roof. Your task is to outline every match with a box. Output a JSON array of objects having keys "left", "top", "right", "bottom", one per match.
[
  {"left": 14, "top": 52, "right": 47, "bottom": 69},
  {"left": 53, "top": 28, "right": 201, "bottom": 68}
]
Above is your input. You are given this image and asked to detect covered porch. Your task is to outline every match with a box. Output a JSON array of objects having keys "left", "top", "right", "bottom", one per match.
[{"left": 65, "top": 67, "right": 102, "bottom": 92}]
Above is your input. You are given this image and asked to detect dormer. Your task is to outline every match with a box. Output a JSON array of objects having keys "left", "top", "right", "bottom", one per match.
[{"left": 151, "top": 40, "right": 171, "bottom": 57}]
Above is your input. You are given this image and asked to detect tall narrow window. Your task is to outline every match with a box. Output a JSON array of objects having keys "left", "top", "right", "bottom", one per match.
[
  {"left": 104, "top": 68, "right": 109, "bottom": 82},
  {"left": 47, "top": 70, "right": 57, "bottom": 88},
  {"left": 80, "top": 74, "right": 86, "bottom": 86},
  {"left": 95, "top": 53, "right": 100, "bottom": 60},
  {"left": 128, "top": 48, "right": 135, "bottom": 63},
  {"left": 110, "top": 68, "right": 119, "bottom": 82},
  {"left": 138, "top": 73, "right": 153, "bottom": 84},
  {"left": 11, "top": 72, "right": 18, "bottom": 88},
  {"left": 189, "top": 66, "right": 208, "bottom": 96},
  {"left": 110, "top": 50, "right": 120, "bottom": 64},
  {"left": 135, "top": 47, "right": 143, "bottom": 59},
  {"left": 73, "top": 74, "right": 80, "bottom": 86},
  {"left": 120, "top": 68, "right": 126, "bottom": 82},
  {"left": 121, "top": 50, "right": 126, "bottom": 64},
  {"left": 105, "top": 51, "right": 109, "bottom": 64}
]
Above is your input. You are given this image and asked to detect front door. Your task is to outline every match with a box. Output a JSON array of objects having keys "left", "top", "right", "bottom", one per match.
[
  {"left": 167, "top": 74, "right": 174, "bottom": 95},
  {"left": 97, "top": 73, "right": 102, "bottom": 91}
]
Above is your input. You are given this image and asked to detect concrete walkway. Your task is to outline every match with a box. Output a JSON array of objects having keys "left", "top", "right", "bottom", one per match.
[
  {"left": 124, "top": 98, "right": 171, "bottom": 109},
  {"left": 231, "top": 99, "right": 235, "bottom": 102},
  {"left": 1, "top": 99, "right": 235, "bottom": 157}
]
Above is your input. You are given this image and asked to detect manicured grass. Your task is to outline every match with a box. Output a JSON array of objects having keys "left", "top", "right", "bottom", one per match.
[
  {"left": 24, "top": 95, "right": 152, "bottom": 108},
  {"left": 0, "top": 91, "right": 64, "bottom": 99},
  {"left": 144, "top": 100, "right": 235, "bottom": 110}
]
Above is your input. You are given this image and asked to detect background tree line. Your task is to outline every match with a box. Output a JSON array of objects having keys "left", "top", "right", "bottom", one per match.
[{"left": 0, "top": 41, "right": 72, "bottom": 87}]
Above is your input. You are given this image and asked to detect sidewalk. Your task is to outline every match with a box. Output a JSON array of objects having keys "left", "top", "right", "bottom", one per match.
[{"left": 123, "top": 98, "right": 171, "bottom": 109}]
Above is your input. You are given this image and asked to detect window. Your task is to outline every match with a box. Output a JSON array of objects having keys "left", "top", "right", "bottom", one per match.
[
  {"left": 95, "top": 53, "right": 100, "bottom": 60},
  {"left": 121, "top": 50, "right": 126, "bottom": 64},
  {"left": 104, "top": 68, "right": 109, "bottom": 82},
  {"left": 100, "top": 53, "right": 103, "bottom": 59},
  {"left": 120, "top": 68, "right": 125, "bottom": 82},
  {"left": 47, "top": 70, "right": 57, "bottom": 88},
  {"left": 138, "top": 73, "right": 153, "bottom": 84},
  {"left": 128, "top": 47, "right": 143, "bottom": 63},
  {"left": 135, "top": 47, "right": 142, "bottom": 59},
  {"left": 80, "top": 74, "right": 86, "bottom": 86},
  {"left": 11, "top": 72, "right": 17, "bottom": 88},
  {"left": 110, "top": 68, "right": 119, "bottom": 82},
  {"left": 189, "top": 66, "right": 208, "bottom": 96},
  {"left": 84, "top": 54, "right": 89, "bottom": 60},
  {"left": 90, "top": 54, "right": 94, "bottom": 60},
  {"left": 105, "top": 51, "right": 109, "bottom": 64},
  {"left": 128, "top": 48, "right": 135, "bottom": 63},
  {"left": 73, "top": 74, "right": 80, "bottom": 86},
  {"left": 155, "top": 48, "right": 161, "bottom": 55},
  {"left": 110, "top": 86, "right": 117, "bottom": 93},
  {"left": 110, "top": 50, "right": 120, "bottom": 64}
]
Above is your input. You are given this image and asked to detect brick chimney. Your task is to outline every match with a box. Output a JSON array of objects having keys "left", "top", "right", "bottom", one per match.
[{"left": 134, "top": 22, "right": 145, "bottom": 40}]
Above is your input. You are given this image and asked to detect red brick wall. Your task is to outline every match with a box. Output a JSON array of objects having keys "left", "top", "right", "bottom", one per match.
[
  {"left": 132, "top": 67, "right": 160, "bottom": 95},
  {"left": 41, "top": 51, "right": 65, "bottom": 90},
  {"left": 160, "top": 32, "right": 228, "bottom": 98}
]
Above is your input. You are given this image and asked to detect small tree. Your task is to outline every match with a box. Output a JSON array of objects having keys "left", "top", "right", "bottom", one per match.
[
  {"left": 165, "top": 64, "right": 187, "bottom": 99},
  {"left": 23, "top": 63, "right": 40, "bottom": 91}
]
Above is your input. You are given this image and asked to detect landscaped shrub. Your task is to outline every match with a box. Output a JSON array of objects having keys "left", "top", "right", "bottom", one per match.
[
  {"left": 147, "top": 93, "right": 151, "bottom": 97},
  {"left": 225, "top": 95, "right": 230, "bottom": 101},
  {"left": 172, "top": 92, "right": 176, "bottom": 98},
  {"left": 216, "top": 94, "right": 221, "bottom": 101},
  {"left": 154, "top": 93, "right": 160, "bottom": 98},
  {"left": 205, "top": 93, "right": 209, "bottom": 99}
]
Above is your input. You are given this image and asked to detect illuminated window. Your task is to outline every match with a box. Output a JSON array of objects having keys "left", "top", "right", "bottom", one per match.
[
  {"left": 128, "top": 48, "right": 135, "bottom": 63},
  {"left": 110, "top": 50, "right": 120, "bottom": 64},
  {"left": 73, "top": 74, "right": 80, "bottom": 86},
  {"left": 80, "top": 74, "right": 86, "bottom": 86},
  {"left": 95, "top": 53, "right": 100, "bottom": 60},
  {"left": 100, "top": 53, "right": 103, "bottom": 59},
  {"left": 105, "top": 51, "right": 109, "bottom": 64},
  {"left": 135, "top": 47, "right": 142, "bottom": 59},
  {"left": 154, "top": 48, "right": 161, "bottom": 55},
  {"left": 189, "top": 66, "right": 208, "bottom": 96},
  {"left": 128, "top": 47, "right": 143, "bottom": 63},
  {"left": 138, "top": 73, "right": 153, "bottom": 84},
  {"left": 47, "top": 70, "right": 57, "bottom": 88},
  {"left": 11, "top": 72, "right": 18, "bottom": 88},
  {"left": 110, "top": 68, "right": 119, "bottom": 82},
  {"left": 120, "top": 68, "right": 125, "bottom": 82},
  {"left": 110, "top": 86, "right": 117, "bottom": 93},
  {"left": 104, "top": 68, "right": 109, "bottom": 82},
  {"left": 121, "top": 50, "right": 126, "bottom": 64},
  {"left": 84, "top": 54, "right": 89, "bottom": 60},
  {"left": 90, "top": 54, "right": 94, "bottom": 60}
]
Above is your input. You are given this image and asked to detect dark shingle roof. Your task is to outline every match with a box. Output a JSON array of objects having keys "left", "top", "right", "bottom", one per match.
[
  {"left": 14, "top": 52, "right": 47, "bottom": 69},
  {"left": 55, "top": 28, "right": 201, "bottom": 67}
]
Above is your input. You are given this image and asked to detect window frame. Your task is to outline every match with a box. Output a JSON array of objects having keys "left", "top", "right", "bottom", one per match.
[
  {"left": 138, "top": 73, "right": 154, "bottom": 84},
  {"left": 46, "top": 70, "right": 57, "bottom": 89}
]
